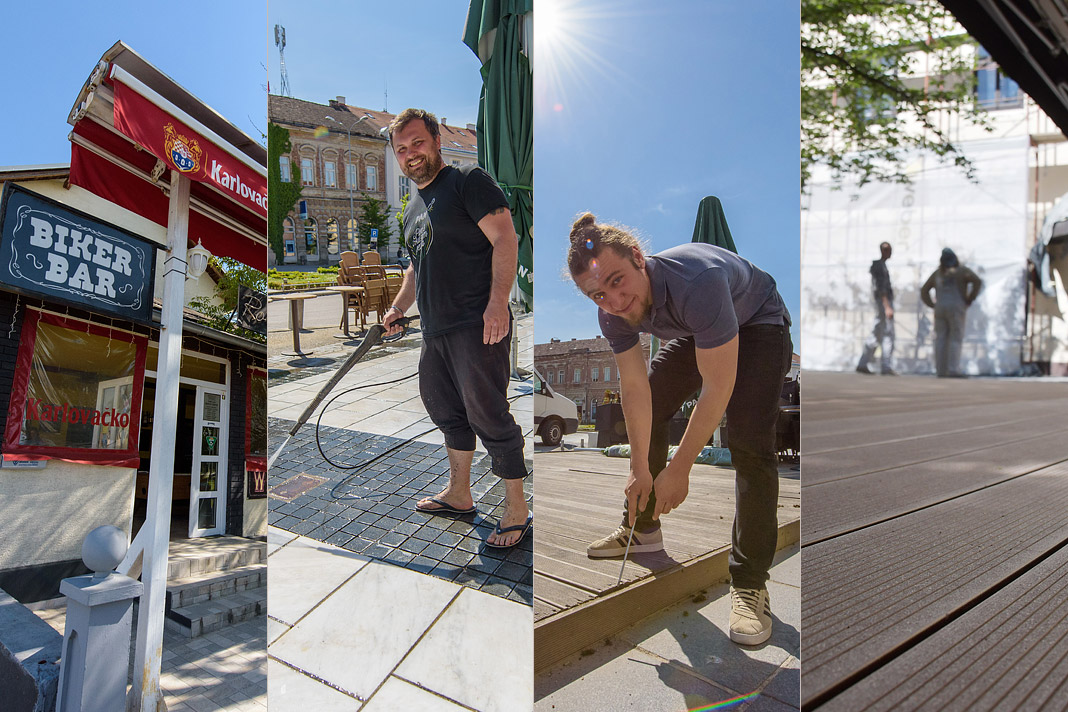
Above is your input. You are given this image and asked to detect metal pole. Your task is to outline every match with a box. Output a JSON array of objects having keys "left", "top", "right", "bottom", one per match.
[
  {"left": 129, "top": 172, "right": 190, "bottom": 712},
  {"left": 348, "top": 126, "right": 354, "bottom": 251}
]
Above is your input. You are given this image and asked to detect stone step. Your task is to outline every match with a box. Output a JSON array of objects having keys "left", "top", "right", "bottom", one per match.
[
  {"left": 166, "top": 537, "right": 266, "bottom": 580},
  {"left": 165, "top": 563, "right": 265, "bottom": 611},
  {"left": 165, "top": 587, "right": 266, "bottom": 638}
]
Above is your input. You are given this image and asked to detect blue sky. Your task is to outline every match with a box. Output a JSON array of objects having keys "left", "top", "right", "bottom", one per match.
[
  {"left": 0, "top": 0, "right": 801, "bottom": 348},
  {"left": 535, "top": 0, "right": 801, "bottom": 347},
  {"left": 0, "top": 0, "right": 266, "bottom": 167},
  {"left": 266, "top": 1, "right": 484, "bottom": 126}
]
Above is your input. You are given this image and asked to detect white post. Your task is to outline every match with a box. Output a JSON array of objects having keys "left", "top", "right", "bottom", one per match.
[{"left": 129, "top": 172, "right": 190, "bottom": 712}]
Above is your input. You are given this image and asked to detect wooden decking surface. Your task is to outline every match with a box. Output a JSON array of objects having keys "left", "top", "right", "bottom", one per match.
[
  {"left": 801, "top": 372, "right": 1068, "bottom": 711},
  {"left": 533, "top": 449, "right": 800, "bottom": 671}
]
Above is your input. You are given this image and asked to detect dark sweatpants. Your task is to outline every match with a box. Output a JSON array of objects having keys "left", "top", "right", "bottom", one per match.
[
  {"left": 418, "top": 323, "right": 527, "bottom": 480},
  {"left": 621, "top": 324, "right": 792, "bottom": 589}
]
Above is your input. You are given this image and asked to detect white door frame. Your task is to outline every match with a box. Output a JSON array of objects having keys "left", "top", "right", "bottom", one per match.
[
  {"left": 144, "top": 346, "right": 231, "bottom": 538},
  {"left": 188, "top": 384, "right": 228, "bottom": 537}
]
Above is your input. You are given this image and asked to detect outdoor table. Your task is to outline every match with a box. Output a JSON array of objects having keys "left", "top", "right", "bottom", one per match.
[
  {"left": 274, "top": 293, "right": 318, "bottom": 357},
  {"left": 327, "top": 285, "right": 367, "bottom": 337}
]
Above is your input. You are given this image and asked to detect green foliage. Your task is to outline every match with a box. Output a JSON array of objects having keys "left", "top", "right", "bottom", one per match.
[
  {"left": 802, "top": 0, "right": 990, "bottom": 189},
  {"left": 266, "top": 269, "right": 336, "bottom": 290},
  {"left": 268, "top": 123, "right": 303, "bottom": 262},
  {"left": 357, "top": 194, "right": 393, "bottom": 252},
  {"left": 187, "top": 256, "right": 267, "bottom": 343}
]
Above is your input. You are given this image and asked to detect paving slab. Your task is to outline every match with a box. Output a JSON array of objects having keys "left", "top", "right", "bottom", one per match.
[
  {"left": 267, "top": 659, "right": 359, "bottom": 709},
  {"left": 270, "top": 560, "right": 458, "bottom": 700},
  {"left": 267, "top": 535, "right": 533, "bottom": 711},
  {"left": 266, "top": 532, "right": 368, "bottom": 626},
  {"left": 396, "top": 587, "right": 533, "bottom": 712},
  {"left": 363, "top": 677, "right": 472, "bottom": 711},
  {"left": 269, "top": 423, "right": 533, "bottom": 602}
]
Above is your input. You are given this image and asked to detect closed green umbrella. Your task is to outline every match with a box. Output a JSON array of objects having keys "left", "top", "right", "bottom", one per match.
[
  {"left": 463, "top": 0, "right": 533, "bottom": 311},
  {"left": 658, "top": 196, "right": 738, "bottom": 369},
  {"left": 691, "top": 195, "right": 738, "bottom": 254}
]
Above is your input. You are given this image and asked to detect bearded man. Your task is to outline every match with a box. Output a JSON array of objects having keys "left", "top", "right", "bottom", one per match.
[{"left": 383, "top": 108, "right": 530, "bottom": 548}]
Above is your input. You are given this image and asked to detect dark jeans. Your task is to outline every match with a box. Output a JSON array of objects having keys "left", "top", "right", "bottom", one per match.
[
  {"left": 621, "top": 324, "right": 792, "bottom": 588},
  {"left": 418, "top": 322, "right": 527, "bottom": 480}
]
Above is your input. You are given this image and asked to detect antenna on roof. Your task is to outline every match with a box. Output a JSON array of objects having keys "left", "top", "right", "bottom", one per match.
[
  {"left": 274, "top": 24, "right": 292, "bottom": 97},
  {"left": 384, "top": 78, "right": 388, "bottom": 113}
]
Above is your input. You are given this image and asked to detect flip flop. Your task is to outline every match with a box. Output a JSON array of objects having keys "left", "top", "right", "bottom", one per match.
[
  {"left": 485, "top": 515, "right": 533, "bottom": 549},
  {"left": 415, "top": 497, "right": 477, "bottom": 516}
]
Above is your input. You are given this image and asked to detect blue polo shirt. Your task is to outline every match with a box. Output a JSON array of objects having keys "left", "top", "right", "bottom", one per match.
[{"left": 600, "top": 243, "right": 789, "bottom": 354}]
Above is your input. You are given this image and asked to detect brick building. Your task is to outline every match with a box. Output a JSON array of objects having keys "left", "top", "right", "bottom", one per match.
[
  {"left": 269, "top": 95, "right": 390, "bottom": 265},
  {"left": 268, "top": 95, "right": 479, "bottom": 266},
  {"left": 536, "top": 334, "right": 801, "bottom": 427},
  {"left": 534, "top": 334, "right": 652, "bottom": 424}
]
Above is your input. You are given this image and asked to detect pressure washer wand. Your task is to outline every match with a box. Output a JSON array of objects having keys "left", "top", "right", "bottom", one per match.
[{"left": 267, "top": 318, "right": 409, "bottom": 470}]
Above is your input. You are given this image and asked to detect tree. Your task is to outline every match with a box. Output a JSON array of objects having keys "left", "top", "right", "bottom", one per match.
[
  {"left": 356, "top": 194, "right": 393, "bottom": 253},
  {"left": 188, "top": 256, "right": 267, "bottom": 343},
  {"left": 267, "top": 122, "right": 302, "bottom": 262},
  {"left": 802, "top": 0, "right": 989, "bottom": 190}
]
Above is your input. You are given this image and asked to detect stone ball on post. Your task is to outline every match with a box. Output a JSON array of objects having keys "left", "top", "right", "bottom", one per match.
[{"left": 82, "top": 525, "right": 128, "bottom": 578}]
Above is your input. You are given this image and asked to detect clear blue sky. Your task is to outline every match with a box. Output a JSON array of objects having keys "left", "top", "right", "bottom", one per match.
[
  {"left": 266, "top": 1, "right": 483, "bottom": 127},
  {"left": 0, "top": 0, "right": 266, "bottom": 167},
  {"left": 535, "top": 0, "right": 801, "bottom": 347}
]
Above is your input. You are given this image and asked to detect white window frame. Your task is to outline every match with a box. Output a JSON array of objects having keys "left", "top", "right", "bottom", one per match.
[
  {"left": 324, "top": 161, "right": 337, "bottom": 188},
  {"left": 279, "top": 156, "right": 291, "bottom": 183}
]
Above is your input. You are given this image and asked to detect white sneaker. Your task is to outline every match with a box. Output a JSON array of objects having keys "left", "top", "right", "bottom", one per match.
[
  {"left": 586, "top": 525, "right": 663, "bottom": 558},
  {"left": 730, "top": 585, "right": 772, "bottom": 645}
]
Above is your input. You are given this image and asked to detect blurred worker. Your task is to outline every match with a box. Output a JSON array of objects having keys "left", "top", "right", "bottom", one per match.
[
  {"left": 856, "top": 242, "right": 896, "bottom": 375},
  {"left": 921, "top": 248, "right": 982, "bottom": 378}
]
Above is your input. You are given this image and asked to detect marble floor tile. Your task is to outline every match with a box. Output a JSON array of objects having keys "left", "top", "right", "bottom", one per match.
[
  {"left": 362, "top": 677, "right": 471, "bottom": 711},
  {"left": 270, "top": 562, "right": 459, "bottom": 699},
  {"left": 267, "top": 536, "right": 368, "bottom": 626},
  {"left": 267, "top": 660, "right": 359, "bottom": 710},
  {"left": 396, "top": 588, "right": 533, "bottom": 712}
]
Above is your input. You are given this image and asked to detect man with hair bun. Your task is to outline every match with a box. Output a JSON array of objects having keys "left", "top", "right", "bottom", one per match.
[
  {"left": 383, "top": 108, "right": 530, "bottom": 548},
  {"left": 567, "top": 213, "right": 791, "bottom": 645}
]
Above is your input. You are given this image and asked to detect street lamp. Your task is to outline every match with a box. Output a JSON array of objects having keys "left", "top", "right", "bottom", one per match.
[
  {"left": 186, "top": 239, "right": 212, "bottom": 280},
  {"left": 324, "top": 113, "right": 372, "bottom": 253}
]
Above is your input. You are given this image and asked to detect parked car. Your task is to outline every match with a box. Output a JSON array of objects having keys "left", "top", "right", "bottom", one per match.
[{"left": 533, "top": 367, "right": 579, "bottom": 446}]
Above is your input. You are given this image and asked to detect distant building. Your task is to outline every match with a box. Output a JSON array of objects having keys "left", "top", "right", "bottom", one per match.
[
  {"left": 534, "top": 335, "right": 651, "bottom": 424},
  {"left": 268, "top": 95, "right": 478, "bottom": 266},
  {"left": 536, "top": 333, "right": 801, "bottom": 426}
]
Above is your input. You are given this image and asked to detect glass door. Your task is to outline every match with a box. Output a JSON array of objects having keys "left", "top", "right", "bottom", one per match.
[{"left": 189, "top": 386, "right": 227, "bottom": 537}]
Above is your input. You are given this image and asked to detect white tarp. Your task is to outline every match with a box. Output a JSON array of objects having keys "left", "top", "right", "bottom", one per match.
[{"left": 801, "top": 135, "right": 1030, "bottom": 375}]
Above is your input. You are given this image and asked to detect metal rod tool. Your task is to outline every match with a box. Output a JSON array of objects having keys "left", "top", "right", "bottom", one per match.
[
  {"left": 267, "top": 318, "right": 409, "bottom": 470},
  {"left": 616, "top": 521, "right": 637, "bottom": 586}
]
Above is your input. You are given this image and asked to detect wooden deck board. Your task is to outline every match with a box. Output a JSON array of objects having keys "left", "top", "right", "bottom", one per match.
[
  {"left": 819, "top": 544, "right": 1068, "bottom": 711},
  {"left": 534, "top": 449, "right": 801, "bottom": 671},
  {"left": 802, "top": 372, "right": 1068, "bottom": 710}
]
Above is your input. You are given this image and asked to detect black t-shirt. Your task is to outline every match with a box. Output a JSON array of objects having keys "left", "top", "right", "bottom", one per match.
[{"left": 403, "top": 164, "right": 509, "bottom": 337}]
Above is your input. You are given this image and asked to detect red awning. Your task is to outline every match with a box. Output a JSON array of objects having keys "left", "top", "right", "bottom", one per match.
[
  {"left": 70, "top": 143, "right": 265, "bottom": 269},
  {"left": 111, "top": 77, "right": 267, "bottom": 219},
  {"left": 65, "top": 53, "right": 266, "bottom": 272}
]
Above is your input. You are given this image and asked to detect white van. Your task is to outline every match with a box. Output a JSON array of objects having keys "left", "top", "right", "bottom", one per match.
[{"left": 533, "top": 367, "right": 579, "bottom": 446}]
